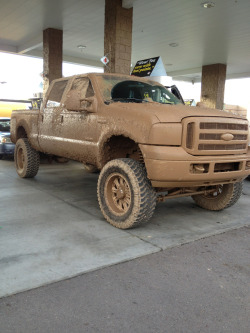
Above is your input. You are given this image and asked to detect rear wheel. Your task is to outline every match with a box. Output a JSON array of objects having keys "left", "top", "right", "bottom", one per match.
[
  {"left": 192, "top": 182, "right": 243, "bottom": 211},
  {"left": 14, "top": 138, "right": 40, "bottom": 178},
  {"left": 97, "top": 158, "right": 156, "bottom": 229}
]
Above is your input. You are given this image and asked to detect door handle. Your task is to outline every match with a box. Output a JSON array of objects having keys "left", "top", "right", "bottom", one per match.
[{"left": 98, "top": 118, "right": 107, "bottom": 124}]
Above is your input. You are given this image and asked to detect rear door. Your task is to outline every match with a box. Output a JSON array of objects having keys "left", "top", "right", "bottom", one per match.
[{"left": 38, "top": 79, "right": 69, "bottom": 154}]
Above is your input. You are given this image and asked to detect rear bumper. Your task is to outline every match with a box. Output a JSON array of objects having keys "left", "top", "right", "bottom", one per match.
[{"left": 140, "top": 145, "right": 250, "bottom": 187}]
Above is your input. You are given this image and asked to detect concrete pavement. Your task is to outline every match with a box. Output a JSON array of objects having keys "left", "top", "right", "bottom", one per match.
[
  {"left": 0, "top": 158, "right": 250, "bottom": 299},
  {"left": 0, "top": 226, "right": 249, "bottom": 333}
]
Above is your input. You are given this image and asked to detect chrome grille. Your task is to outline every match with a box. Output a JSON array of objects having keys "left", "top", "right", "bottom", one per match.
[
  {"left": 198, "top": 144, "right": 246, "bottom": 151},
  {"left": 199, "top": 133, "right": 247, "bottom": 141},
  {"left": 200, "top": 123, "right": 248, "bottom": 131},
  {"left": 186, "top": 122, "right": 195, "bottom": 149},
  {"left": 183, "top": 117, "right": 249, "bottom": 155}
]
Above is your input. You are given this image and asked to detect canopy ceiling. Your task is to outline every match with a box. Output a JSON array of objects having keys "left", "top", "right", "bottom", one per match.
[{"left": 0, "top": 0, "right": 250, "bottom": 82}]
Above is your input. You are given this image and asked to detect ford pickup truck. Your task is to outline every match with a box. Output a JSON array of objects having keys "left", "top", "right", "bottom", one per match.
[{"left": 11, "top": 73, "right": 250, "bottom": 229}]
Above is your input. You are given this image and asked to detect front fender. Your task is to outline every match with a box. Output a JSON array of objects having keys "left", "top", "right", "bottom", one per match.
[{"left": 96, "top": 128, "right": 139, "bottom": 169}]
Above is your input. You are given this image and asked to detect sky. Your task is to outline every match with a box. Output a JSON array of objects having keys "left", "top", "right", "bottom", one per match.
[
  {"left": 0, "top": 52, "right": 249, "bottom": 115},
  {"left": 0, "top": 52, "right": 103, "bottom": 100}
]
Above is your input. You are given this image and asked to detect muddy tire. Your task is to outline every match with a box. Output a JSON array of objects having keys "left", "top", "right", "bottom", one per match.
[
  {"left": 97, "top": 158, "right": 156, "bottom": 229},
  {"left": 14, "top": 138, "right": 40, "bottom": 178},
  {"left": 192, "top": 182, "right": 243, "bottom": 211},
  {"left": 83, "top": 163, "right": 99, "bottom": 173}
]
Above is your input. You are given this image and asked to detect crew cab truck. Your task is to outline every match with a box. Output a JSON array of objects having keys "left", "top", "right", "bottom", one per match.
[{"left": 11, "top": 73, "right": 250, "bottom": 229}]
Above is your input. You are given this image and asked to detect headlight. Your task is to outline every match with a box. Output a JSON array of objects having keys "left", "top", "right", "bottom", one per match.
[
  {"left": 148, "top": 123, "right": 182, "bottom": 145},
  {"left": 1, "top": 137, "right": 7, "bottom": 143}
]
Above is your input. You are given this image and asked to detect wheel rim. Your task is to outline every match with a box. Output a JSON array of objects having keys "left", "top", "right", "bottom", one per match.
[
  {"left": 17, "top": 147, "right": 25, "bottom": 172},
  {"left": 105, "top": 173, "right": 131, "bottom": 215},
  {"left": 203, "top": 185, "right": 223, "bottom": 199}
]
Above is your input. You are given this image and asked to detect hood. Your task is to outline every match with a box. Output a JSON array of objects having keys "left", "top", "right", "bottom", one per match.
[
  {"left": 106, "top": 102, "right": 245, "bottom": 123},
  {"left": 151, "top": 103, "right": 245, "bottom": 123}
]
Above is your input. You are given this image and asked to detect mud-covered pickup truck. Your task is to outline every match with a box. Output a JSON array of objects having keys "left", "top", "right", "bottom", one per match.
[{"left": 11, "top": 73, "right": 250, "bottom": 229}]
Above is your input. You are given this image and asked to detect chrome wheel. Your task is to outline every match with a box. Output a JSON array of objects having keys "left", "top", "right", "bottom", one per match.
[
  {"left": 17, "top": 146, "right": 25, "bottom": 172},
  {"left": 105, "top": 173, "right": 131, "bottom": 215}
]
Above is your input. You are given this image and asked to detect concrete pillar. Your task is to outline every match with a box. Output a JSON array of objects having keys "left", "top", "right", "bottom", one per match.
[
  {"left": 201, "top": 63, "right": 227, "bottom": 110},
  {"left": 43, "top": 28, "right": 63, "bottom": 96},
  {"left": 104, "top": 0, "right": 133, "bottom": 74}
]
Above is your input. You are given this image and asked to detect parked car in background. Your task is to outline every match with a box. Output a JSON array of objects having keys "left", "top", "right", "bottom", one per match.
[{"left": 0, "top": 117, "right": 15, "bottom": 159}]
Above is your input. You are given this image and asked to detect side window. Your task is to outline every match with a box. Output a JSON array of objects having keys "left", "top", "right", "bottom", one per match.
[
  {"left": 46, "top": 80, "right": 68, "bottom": 107},
  {"left": 71, "top": 77, "right": 94, "bottom": 99}
]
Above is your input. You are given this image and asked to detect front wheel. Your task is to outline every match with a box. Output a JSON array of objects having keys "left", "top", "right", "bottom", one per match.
[
  {"left": 14, "top": 138, "right": 40, "bottom": 178},
  {"left": 192, "top": 182, "right": 243, "bottom": 211},
  {"left": 97, "top": 158, "right": 156, "bottom": 229}
]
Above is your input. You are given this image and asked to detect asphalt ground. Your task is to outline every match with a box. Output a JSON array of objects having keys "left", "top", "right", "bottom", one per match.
[{"left": 0, "top": 226, "right": 249, "bottom": 333}]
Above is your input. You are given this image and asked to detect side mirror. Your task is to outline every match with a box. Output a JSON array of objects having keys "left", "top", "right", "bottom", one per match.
[{"left": 64, "top": 90, "right": 97, "bottom": 112}]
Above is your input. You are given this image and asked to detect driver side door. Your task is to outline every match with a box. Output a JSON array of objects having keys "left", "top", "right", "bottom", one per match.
[
  {"left": 38, "top": 79, "right": 69, "bottom": 155},
  {"left": 59, "top": 77, "right": 100, "bottom": 163}
]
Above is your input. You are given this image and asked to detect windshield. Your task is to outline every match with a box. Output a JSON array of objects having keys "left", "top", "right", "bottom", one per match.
[
  {"left": 0, "top": 119, "right": 10, "bottom": 132},
  {"left": 95, "top": 75, "right": 182, "bottom": 105}
]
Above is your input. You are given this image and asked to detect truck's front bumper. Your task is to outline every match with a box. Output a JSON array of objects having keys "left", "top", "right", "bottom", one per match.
[{"left": 139, "top": 145, "right": 250, "bottom": 187}]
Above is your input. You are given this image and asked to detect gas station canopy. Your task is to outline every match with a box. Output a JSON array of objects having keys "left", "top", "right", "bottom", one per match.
[{"left": 0, "top": 0, "right": 250, "bottom": 82}]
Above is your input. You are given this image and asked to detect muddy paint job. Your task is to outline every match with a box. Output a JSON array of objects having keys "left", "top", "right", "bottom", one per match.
[{"left": 11, "top": 73, "right": 250, "bottom": 187}]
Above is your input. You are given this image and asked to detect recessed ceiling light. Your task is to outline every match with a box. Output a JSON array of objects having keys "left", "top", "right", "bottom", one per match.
[
  {"left": 201, "top": 2, "right": 215, "bottom": 8},
  {"left": 169, "top": 43, "right": 179, "bottom": 47},
  {"left": 77, "top": 45, "right": 86, "bottom": 49}
]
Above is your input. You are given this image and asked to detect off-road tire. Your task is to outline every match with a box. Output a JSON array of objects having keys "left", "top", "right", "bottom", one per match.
[
  {"left": 83, "top": 163, "right": 99, "bottom": 173},
  {"left": 14, "top": 138, "right": 40, "bottom": 178},
  {"left": 192, "top": 182, "right": 243, "bottom": 211},
  {"left": 97, "top": 158, "right": 156, "bottom": 229}
]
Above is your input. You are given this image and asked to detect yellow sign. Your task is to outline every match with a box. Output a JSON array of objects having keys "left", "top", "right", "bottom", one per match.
[{"left": 0, "top": 102, "right": 28, "bottom": 117}]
